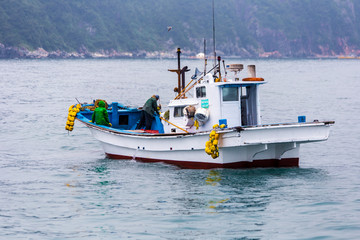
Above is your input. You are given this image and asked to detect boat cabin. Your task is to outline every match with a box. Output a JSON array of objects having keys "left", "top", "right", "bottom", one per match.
[{"left": 164, "top": 64, "right": 266, "bottom": 133}]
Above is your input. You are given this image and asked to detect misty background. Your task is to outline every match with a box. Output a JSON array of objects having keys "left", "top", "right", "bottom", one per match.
[{"left": 1, "top": 0, "right": 360, "bottom": 58}]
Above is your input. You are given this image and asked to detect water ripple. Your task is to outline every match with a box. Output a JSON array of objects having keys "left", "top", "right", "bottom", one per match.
[{"left": 1, "top": 59, "right": 359, "bottom": 239}]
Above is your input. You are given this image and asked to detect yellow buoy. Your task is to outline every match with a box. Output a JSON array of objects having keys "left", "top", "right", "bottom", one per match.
[
  {"left": 66, "top": 104, "right": 81, "bottom": 132},
  {"left": 204, "top": 126, "right": 220, "bottom": 159}
]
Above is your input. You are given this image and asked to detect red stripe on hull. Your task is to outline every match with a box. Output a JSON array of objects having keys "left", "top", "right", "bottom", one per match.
[{"left": 105, "top": 153, "right": 299, "bottom": 169}]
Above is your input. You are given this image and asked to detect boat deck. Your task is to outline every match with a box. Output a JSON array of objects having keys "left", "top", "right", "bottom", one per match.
[{"left": 77, "top": 114, "right": 334, "bottom": 137}]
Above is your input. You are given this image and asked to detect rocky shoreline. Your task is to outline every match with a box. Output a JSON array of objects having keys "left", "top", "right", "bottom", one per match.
[
  {"left": 0, "top": 44, "right": 193, "bottom": 59},
  {"left": 0, "top": 43, "right": 358, "bottom": 59}
]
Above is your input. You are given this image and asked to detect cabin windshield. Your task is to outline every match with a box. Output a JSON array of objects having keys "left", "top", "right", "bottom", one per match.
[{"left": 222, "top": 87, "right": 239, "bottom": 101}]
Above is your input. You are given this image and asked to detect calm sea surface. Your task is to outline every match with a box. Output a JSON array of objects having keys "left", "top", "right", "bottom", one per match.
[{"left": 0, "top": 58, "right": 359, "bottom": 239}]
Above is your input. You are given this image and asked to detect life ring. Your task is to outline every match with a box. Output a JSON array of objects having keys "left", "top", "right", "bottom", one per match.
[{"left": 242, "top": 77, "right": 264, "bottom": 81}]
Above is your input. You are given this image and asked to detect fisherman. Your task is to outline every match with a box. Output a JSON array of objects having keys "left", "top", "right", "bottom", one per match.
[
  {"left": 91, "top": 100, "right": 112, "bottom": 127},
  {"left": 137, "top": 95, "right": 160, "bottom": 130}
]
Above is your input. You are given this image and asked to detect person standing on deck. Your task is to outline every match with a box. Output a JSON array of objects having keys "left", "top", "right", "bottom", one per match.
[
  {"left": 91, "top": 100, "right": 112, "bottom": 127},
  {"left": 137, "top": 95, "right": 160, "bottom": 130}
]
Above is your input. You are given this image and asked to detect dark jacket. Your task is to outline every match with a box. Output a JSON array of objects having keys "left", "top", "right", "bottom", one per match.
[
  {"left": 143, "top": 96, "right": 158, "bottom": 116},
  {"left": 92, "top": 101, "right": 110, "bottom": 126}
]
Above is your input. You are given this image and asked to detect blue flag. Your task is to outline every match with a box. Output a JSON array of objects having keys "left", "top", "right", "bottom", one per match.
[{"left": 191, "top": 68, "right": 202, "bottom": 79}]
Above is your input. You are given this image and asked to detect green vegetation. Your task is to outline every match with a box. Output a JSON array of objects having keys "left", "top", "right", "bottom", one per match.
[{"left": 0, "top": 0, "right": 360, "bottom": 57}]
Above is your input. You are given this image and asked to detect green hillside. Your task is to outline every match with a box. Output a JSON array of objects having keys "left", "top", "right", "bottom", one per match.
[{"left": 0, "top": 0, "right": 360, "bottom": 58}]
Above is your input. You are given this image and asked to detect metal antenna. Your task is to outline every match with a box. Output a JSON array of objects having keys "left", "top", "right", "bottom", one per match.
[
  {"left": 222, "top": 60, "right": 227, "bottom": 77},
  {"left": 204, "top": 38, "right": 207, "bottom": 74},
  {"left": 212, "top": 0, "right": 216, "bottom": 74}
]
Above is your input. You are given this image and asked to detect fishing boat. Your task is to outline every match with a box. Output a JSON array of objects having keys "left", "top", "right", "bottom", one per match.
[{"left": 66, "top": 48, "right": 334, "bottom": 169}]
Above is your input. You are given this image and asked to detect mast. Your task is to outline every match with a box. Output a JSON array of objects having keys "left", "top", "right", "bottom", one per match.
[
  {"left": 204, "top": 38, "right": 207, "bottom": 74},
  {"left": 168, "top": 48, "right": 182, "bottom": 96},
  {"left": 168, "top": 48, "right": 189, "bottom": 99},
  {"left": 212, "top": 0, "right": 216, "bottom": 74}
]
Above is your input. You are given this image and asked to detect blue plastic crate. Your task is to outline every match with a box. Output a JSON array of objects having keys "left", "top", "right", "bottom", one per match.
[
  {"left": 298, "top": 116, "right": 306, "bottom": 123},
  {"left": 219, "top": 119, "right": 227, "bottom": 127}
]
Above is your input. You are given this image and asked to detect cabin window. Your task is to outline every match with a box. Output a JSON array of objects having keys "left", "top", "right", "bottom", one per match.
[
  {"left": 119, "top": 115, "right": 129, "bottom": 125},
  {"left": 222, "top": 87, "right": 239, "bottom": 101},
  {"left": 196, "top": 86, "right": 206, "bottom": 98},
  {"left": 174, "top": 106, "right": 185, "bottom": 117}
]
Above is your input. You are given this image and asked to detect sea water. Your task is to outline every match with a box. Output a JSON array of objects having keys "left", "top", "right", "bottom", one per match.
[{"left": 0, "top": 58, "right": 359, "bottom": 239}]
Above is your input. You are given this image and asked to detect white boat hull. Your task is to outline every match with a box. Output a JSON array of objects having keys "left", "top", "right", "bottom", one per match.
[{"left": 81, "top": 120, "right": 332, "bottom": 169}]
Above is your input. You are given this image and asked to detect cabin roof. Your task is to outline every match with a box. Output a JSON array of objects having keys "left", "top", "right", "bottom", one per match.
[
  {"left": 168, "top": 98, "right": 198, "bottom": 107},
  {"left": 215, "top": 81, "right": 267, "bottom": 88}
]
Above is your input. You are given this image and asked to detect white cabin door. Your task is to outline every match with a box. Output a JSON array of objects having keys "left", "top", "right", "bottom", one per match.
[{"left": 221, "top": 87, "right": 241, "bottom": 127}]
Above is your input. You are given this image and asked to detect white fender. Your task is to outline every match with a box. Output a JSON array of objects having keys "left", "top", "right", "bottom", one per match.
[{"left": 195, "top": 108, "right": 209, "bottom": 123}]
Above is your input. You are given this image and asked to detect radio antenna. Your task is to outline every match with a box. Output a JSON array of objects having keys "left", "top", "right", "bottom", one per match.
[
  {"left": 212, "top": 0, "right": 216, "bottom": 74},
  {"left": 204, "top": 38, "right": 207, "bottom": 74}
]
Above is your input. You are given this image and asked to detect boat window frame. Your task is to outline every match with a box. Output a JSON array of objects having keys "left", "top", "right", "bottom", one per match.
[
  {"left": 222, "top": 87, "right": 239, "bottom": 102},
  {"left": 118, "top": 114, "right": 129, "bottom": 126},
  {"left": 196, "top": 86, "right": 206, "bottom": 98},
  {"left": 174, "top": 106, "right": 185, "bottom": 118}
]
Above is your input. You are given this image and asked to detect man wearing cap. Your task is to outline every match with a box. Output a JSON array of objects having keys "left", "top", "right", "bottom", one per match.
[{"left": 137, "top": 95, "right": 160, "bottom": 130}]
